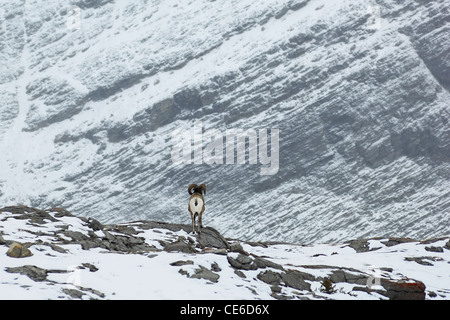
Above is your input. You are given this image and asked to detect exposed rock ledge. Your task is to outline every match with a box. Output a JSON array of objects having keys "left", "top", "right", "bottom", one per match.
[{"left": 0, "top": 206, "right": 449, "bottom": 300}]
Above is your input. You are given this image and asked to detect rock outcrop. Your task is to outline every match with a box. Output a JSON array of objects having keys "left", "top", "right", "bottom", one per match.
[{"left": 1, "top": 206, "right": 447, "bottom": 300}]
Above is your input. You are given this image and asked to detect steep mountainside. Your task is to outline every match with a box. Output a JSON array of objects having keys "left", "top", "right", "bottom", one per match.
[{"left": 0, "top": 0, "right": 449, "bottom": 244}]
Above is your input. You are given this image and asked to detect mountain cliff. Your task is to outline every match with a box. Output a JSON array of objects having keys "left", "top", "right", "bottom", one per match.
[{"left": 0, "top": 0, "right": 449, "bottom": 244}]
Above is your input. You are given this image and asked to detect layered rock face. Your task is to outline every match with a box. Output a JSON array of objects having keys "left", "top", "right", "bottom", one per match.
[{"left": 0, "top": 0, "right": 449, "bottom": 244}]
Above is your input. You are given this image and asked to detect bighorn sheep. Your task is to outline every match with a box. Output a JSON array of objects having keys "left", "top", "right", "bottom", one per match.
[{"left": 188, "top": 183, "right": 206, "bottom": 234}]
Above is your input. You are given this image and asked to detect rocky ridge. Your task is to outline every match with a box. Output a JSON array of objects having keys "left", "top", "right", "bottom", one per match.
[{"left": 1, "top": 206, "right": 449, "bottom": 300}]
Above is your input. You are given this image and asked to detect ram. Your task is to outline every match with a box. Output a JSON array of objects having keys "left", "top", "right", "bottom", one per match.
[{"left": 187, "top": 184, "right": 206, "bottom": 234}]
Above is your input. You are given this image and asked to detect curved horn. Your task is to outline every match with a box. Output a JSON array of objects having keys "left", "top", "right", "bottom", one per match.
[
  {"left": 188, "top": 184, "right": 198, "bottom": 195},
  {"left": 200, "top": 184, "right": 206, "bottom": 195}
]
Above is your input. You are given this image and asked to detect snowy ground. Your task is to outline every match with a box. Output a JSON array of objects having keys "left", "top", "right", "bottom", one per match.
[{"left": 0, "top": 206, "right": 449, "bottom": 300}]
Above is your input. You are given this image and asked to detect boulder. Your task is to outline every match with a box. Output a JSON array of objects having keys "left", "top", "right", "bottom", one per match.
[
  {"left": 257, "top": 270, "right": 282, "bottom": 285},
  {"left": 281, "top": 270, "right": 311, "bottom": 291},
  {"left": 196, "top": 227, "right": 230, "bottom": 250},
  {"left": 6, "top": 242, "right": 33, "bottom": 258},
  {"left": 381, "top": 279, "right": 426, "bottom": 300}
]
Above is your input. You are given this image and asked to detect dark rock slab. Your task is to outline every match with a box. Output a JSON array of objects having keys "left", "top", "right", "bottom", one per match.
[
  {"left": 5, "top": 265, "right": 48, "bottom": 282},
  {"left": 257, "top": 270, "right": 282, "bottom": 285},
  {"left": 281, "top": 270, "right": 311, "bottom": 291},
  {"left": 196, "top": 227, "right": 230, "bottom": 250},
  {"left": 164, "top": 241, "right": 197, "bottom": 253},
  {"left": 381, "top": 279, "right": 426, "bottom": 300}
]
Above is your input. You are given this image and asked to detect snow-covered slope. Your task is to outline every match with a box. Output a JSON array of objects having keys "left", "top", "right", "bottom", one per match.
[
  {"left": 0, "top": 0, "right": 449, "bottom": 244},
  {"left": 1, "top": 206, "right": 449, "bottom": 300}
]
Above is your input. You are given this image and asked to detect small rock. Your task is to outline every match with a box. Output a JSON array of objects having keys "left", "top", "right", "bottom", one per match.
[
  {"left": 445, "top": 240, "right": 450, "bottom": 250},
  {"left": 271, "top": 285, "right": 282, "bottom": 293},
  {"left": 62, "top": 288, "right": 84, "bottom": 299},
  {"left": 346, "top": 239, "right": 370, "bottom": 252},
  {"left": 0, "top": 234, "right": 7, "bottom": 245},
  {"left": 87, "top": 218, "right": 103, "bottom": 231},
  {"left": 254, "top": 257, "right": 284, "bottom": 271},
  {"left": 51, "top": 243, "right": 68, "bottom": 253},
  {"left": 202, "top": 248, "right": 227, "bottom": 255},
  {"left": 381, "top": 238, "right": 417, "bottom": 247},
  {"left": 6, "top": 242, "right": 33, "bottom": 258},
  {"left": 257, "top": 270, "right": 282, "bottom": 285},
  {"left": 178, "top": 269, "right": 189, "bottom": 276},
  {"left": 404, "top": 257, "right": 434, "bottom": 266},
  {"left": 170, "top": 260, "right": 194, "bottom": 267},
  {"left": 236, "top": 253, "right": 253, "bottom": 265},
  {"left": 81, "top": 263, "right": 98, "bottom": 272},
  {"left": 211, "top": 262, "right": 221, "bottom": 272},
  {"left": 227, "top": 253, "right": 257, "bottom": 270},
  {"left": 234, "top": 270, "right": 246, "bottom": 278},
  {"left": 281, "top": 270, "right": 311, "bottom": 291},
  {"left": 190, "top": 266, "right": 220, "bottom": 283},
  {"left": 425, "top": 246, "right": 444, "bottom": 253},
  {"left": 164, "top": 241, "right": 196, "bottom": 253},
  {"left": 63, "top": 231, "right": 89, "bottom": 242},
  {"left": 229, "top": 242, "right": 246, "bottom": 255}
]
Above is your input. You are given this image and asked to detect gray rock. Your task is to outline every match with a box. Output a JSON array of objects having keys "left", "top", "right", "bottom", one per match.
[
  {"left": 63, "top": 231, "right": 90, "bottom": 242},
  {"left": 50, "top": 243, "right": 68, "bottom": 253},
  {"left": 62, "top": 288, "right": 84, "bottom": 299},
  {"left": 0, "top": 234, "right": 7, "bottom": 245},
  {"left": 257, "top": 270, "right": 282, "bottom": 285},
  {"left": 381, "top": 238, "right": 417, "bottom": 247},
  {"left": 164, "top": 241, "right": 196, "bottom": 253},
  {"left": 281, "top": 270, "right": 311, "bottom": 291},
  {"left": 329, "top": 269, "right": 367, "bottom": 285},
  {"left": 1, "top": 206, "right": 58, "bottom": 224},
  {"left": 425, "top": 246, "right": 444, "bottom": 253},
  {"left": 346, "top": 239, "right": 370, "bottom": 253},
  {"left": 404, "top": 257, "right": 434, "bottom": 266},
  {"left": 254, "top": 257, "right": 284, "bottom": 271},
  {"left": 87, "top": 218, "right": 104, "bottom": 231},
  {"left": 234, "top": 270, "right": 246, "bottom": 278},
  {"left": 202, "top": 248, "right": 227, "bottom": 255},
  {"left": 381, "top": 279, "right": 426, "bottom": 300},
  {"left": 227, "top": 254, "right": 257, "bottom": 270},
  {"left": 196, "top": 227, "right": 230, "bottom": 250},
  {"left": 445, "top": 240, "right": 450, "bottom": 250},
  {"left": 190, "top": 266, "right": 220, "bottom": 283},
  {"left": 81, "top": 263, "right": 98, "bottom": 272},
  {"left": 211, "top": 262, "right": 221, "bottom": 272},
  {"left": 170, "top": 260, "right": 194, "bottom": 266},
  {"left": 229, "top": 242, "right": 246, "bottom": 254},
  {"left": 6, "top": 265, "right": 48, "bottom": 282}
]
